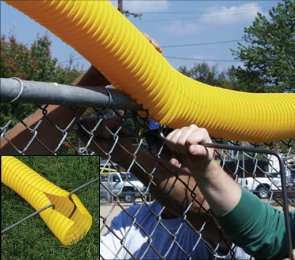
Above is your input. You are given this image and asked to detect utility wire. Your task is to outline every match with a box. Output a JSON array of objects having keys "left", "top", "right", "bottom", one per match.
[
  {"left": 58, "top": 38, "right": 242, "bottom": 64},
  {"left": 59, "top": 55, "right": 240, "bottom": 65},
  {"left": 139, "top": 3, "right": 277, "bottom": 15},
  {"left": 139, "top": 7, "right": 263, "bottom": 15},
  {"left": 58, "top": 56, "right": 85, "bottom": 64},
  {"left": 58, "top": 54, "right": 243, "bottom": 64},
  {"left": 134, "top": 10, "right": 262, "bottom": 22},
  {"left": 165, "top": 56, "right": 239, "bottom": 62},
  {"left": 149, "top": 0, "right": 279, "bottom": 1},
  {"left": 162, "top": 39, "right": 242, "bottom": 48}
]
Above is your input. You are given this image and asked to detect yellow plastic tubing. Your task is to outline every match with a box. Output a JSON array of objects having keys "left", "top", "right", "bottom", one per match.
[
  {"left": 5, "top": 1, "right": 295, "bottom": 142},
  {"left": 1, "top": 156, "right": 92, "bottom": 245}
]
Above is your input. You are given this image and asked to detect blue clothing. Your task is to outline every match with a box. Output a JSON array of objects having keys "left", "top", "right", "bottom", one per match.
[{"left": 100, "top": 201, "right": 211, "bottom": 259}]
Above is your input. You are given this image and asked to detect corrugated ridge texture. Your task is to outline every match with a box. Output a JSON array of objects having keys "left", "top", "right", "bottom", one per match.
[
  {"left": 1, "top": 156, "right": 92, "bottom": 245},
  {"left": 5, "top": 0, "right": 295, "bottom": 142}
]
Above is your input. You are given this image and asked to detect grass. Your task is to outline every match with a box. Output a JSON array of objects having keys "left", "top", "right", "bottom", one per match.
[{"left": 1, "top": 156, "right": 99, "bottom": 260}]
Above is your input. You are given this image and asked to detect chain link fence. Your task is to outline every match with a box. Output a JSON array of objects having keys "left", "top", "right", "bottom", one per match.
[{"left": 1, "top": 77, "right": 294, "bottom": 259}]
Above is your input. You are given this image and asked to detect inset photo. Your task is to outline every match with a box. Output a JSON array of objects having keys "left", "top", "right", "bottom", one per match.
[{"left": 1, "top": 156, "right": 99, "bottom": 259}]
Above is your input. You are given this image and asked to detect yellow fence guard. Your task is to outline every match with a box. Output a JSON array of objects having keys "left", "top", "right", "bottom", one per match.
[
  {"left": 4, "top": 1, "right": 295, "bottom": 142},
  {"left": 1, "top": 156, "right": 92, "bottom": 245}
]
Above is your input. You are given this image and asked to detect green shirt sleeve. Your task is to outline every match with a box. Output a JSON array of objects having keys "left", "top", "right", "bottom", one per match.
[{"left": 216, "top": 188, "right": 295, "bottom": 259}]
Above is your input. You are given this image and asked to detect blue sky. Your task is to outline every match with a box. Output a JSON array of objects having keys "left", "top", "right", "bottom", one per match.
[{"left": 1, "top": 0, "right": 280, "bottom": 72}]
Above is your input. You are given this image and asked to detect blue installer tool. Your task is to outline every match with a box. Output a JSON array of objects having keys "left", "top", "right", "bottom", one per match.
[
  {"left": 148, "top": 119, "right": 160, "bottom": 130},
  {"left": 145, "top": 120, "right": 172, "bottom": 160}
]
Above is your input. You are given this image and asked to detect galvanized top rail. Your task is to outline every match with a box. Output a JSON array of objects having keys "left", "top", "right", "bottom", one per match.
[{"left": 0, "top": 77, "right": 141, "bottom": 110}]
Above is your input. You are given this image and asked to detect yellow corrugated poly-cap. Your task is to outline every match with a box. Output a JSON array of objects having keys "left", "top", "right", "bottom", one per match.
[
  {"left": 4, "top": 0, "right": 295, "bottom": 142},
  {"left": 1, "top": 156, "right": 92, "bottom": 245}
]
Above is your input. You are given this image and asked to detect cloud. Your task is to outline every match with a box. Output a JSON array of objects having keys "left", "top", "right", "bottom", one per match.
[
  {"left": 161, "top": 3, "right": 263, "bottom": 37},
  {"left": 111, "top": 0, "right": 169, "bottom": 13},
  {"left": 199, "top": 3, "right": 263, "bottom": 25},
  {"left": 162, "top": 20, "right": 200, "bottom": 35}
]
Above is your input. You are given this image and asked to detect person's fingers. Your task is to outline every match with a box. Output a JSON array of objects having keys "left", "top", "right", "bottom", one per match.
[
  {"left": 188, "top": 144, "right": 210, "bottom": 159},
  {"left": 166, "top": 125, "right": 213, "bottom": 160},
  {"left": 166, "top": 125, "right": 206, "bottom": 149},
  {"left": 177, "top": 125, "right": 200, "bottom": 147},
  {"left": 170, "top": 158, "right": 181, "bottom": 167},
  {"left": 166, "top": 129, "right": 183, "bottom": 152},
  {"left": 173, "top": 126, "right": 200, "bottom": 155},
  {"left": 185, "top": 126, "right": 211, "bottom": 145},
  {"left": 185, "top": 127, "right": 212, "bottom": 158},
  {"left": 142, "top": 32, "right": 162, "bottom": 53}
]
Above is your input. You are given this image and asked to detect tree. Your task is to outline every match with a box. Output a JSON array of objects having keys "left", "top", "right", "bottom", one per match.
[
  {"left": 0, "top": 33, "right": 82, "bottom": 127},
  {"left": 1, "top": 33, "right": 81, "bottom": 83},
  {"left": 231, "top": 0, "right": 295, "bottom": 93},
  {"left": 179, "top": 62, "right": 234, "bottom": 89}
]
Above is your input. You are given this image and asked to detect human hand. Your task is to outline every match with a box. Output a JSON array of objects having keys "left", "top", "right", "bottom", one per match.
[
  {"left": 142, "top": 32, "right": 162, "bottom": 53},
  {"left": 165, "top": 124, "right": 215, "bottom": 176}
]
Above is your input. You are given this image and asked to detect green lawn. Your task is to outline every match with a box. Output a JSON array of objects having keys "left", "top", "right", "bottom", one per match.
[{"left": 1, "top": 156, "right": 99, "bottom": 260}]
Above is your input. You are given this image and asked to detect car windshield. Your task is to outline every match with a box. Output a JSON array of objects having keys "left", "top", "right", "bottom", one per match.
[
  {"left": 266, "top": 172, "right": 280, "bottom": 178},
  {"left": 122, "top": 172, "right": 138, "bottom": 181},
  {"left": 287, "top": 173, "right": 295, "bottom": 181},
  {"left": 100, "top": 175, "right": 108, "bottom": 182}
]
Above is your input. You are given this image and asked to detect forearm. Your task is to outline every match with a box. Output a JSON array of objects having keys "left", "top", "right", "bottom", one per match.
[{"left": 195, "top": 160, "right": 242, "bottom": 217}]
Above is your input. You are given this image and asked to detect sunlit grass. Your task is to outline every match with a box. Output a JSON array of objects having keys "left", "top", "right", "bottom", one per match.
[{"left": 1, "top": 156, "right": 99, "bottom": 260}]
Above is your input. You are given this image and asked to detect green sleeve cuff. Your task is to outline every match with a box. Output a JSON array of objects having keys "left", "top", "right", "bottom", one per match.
[
  {"left": 216, "top": 187, "right": 261, "bottom": 235},
  {"left": 216, "top": 187, "right": 291, "bottom": 259}
]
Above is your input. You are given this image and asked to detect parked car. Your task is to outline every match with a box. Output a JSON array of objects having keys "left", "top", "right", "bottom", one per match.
[
  {"left": 273, "top": 173, "right": 295, "bottom": 201},
  {"left": 100, "top": 171, "right": 148, "bottom": 203},
  {"left": 222, "top": 158, "right": 280, "bottom": 199},
  {"left": 222, "top": 156, "right": 295, "bottom": 199},
  {"left": 238, "top": 172, "right": 281, "bottom": 199}
]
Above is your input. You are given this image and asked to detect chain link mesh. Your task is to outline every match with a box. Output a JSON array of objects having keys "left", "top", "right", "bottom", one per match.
[{"left": 1, "top": 99, "right": 294, "bottom": 259}]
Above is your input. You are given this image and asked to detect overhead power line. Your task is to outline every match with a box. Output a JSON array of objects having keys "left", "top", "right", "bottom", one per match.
[
  {"left": 140, "top": 7, "right": 262, "bottom": 15},
  {"left": 136, "top": 10, "right": 262, "bottom": 22},
  {"left": 162, "top": 39, "right": 242, "bottom": 48},
  {"left": 152, "top": 0, "right": 279, "bottom": 1},
  {"left": 58, "top": 55, "right": 240, "bottom": 66},
  {"left": 58, "top": 38, "right": 242, "bottom": 64},
  {"left": 58, "top": 56, "right": 85, "bottom": 64},
  {"left": 165, "top": 56, "right": 240, "bottom": 62},
  {"left": 58, "top": 55, "right": 240, "bottom": 65},
  {"left": 139, "top": 2, "right": 277, "bottom": 15}
]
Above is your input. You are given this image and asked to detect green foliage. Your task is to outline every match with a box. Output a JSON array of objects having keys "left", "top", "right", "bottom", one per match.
[
  {"left": 1, "top": 33, "right": 81, "bottom": 82},
  {"left": 0, "top": 33, "right": 83, "bottom": 128},
  {"left": 1, "top": 156, "right": 99, "bottom": 259},
  {"left": 179, "top": 62, "right": 234, "bottom": 89},
  {"left": 231, "top": 0, "right": 295, "bottom": 93}
]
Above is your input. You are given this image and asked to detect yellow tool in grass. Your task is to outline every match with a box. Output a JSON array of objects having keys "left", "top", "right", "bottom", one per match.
[
  {"left": 1, "top": 156, "right": 92, "bottom": 245},
  {"left": 5, "top": 1, "right": 295, "bottom": 143}
]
